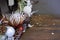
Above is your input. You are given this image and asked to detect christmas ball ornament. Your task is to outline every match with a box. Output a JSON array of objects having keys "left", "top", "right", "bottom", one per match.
[
  {"left": 5, "top": 26, "right": 15, "bottom": 37},
  {"left": 19, "top": 26, "right": 23, "bottom": 31}
]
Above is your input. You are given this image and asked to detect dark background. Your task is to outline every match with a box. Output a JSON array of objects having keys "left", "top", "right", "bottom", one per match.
[{"left": 0, "top": 0, "right": 60, "bottom": 17}]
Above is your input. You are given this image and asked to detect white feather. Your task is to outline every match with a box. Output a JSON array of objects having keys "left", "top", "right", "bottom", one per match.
[
  {"left": 9, "top": 11, "right": 21, "bottom": 25},
  {"left": 23, "top": 0, "right": 32, "bottom": 17},
  {"left": 23, "top": 6, "right": 32, "bottom": 17}
]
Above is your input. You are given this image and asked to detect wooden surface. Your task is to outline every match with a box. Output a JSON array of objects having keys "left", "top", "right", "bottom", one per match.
[{"left": 20, "top": 14, "right": 60, "bottom": 40}]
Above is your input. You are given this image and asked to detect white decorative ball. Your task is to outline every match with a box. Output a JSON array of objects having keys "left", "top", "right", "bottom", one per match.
[{"left": 5, "top": 26, "right": 15, "bottom": 37}]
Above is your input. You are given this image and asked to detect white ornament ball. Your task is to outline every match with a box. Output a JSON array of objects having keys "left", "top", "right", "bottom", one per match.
[{"left": 5, "top": 26, "right": 15, "bottom": 37}]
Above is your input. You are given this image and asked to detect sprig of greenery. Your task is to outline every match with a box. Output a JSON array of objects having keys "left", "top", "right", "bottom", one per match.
[{"left": 18, "top": 0, "right": 27, "bottom": 12}]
